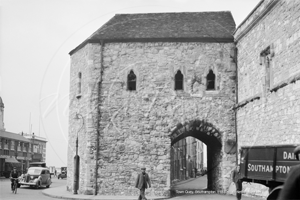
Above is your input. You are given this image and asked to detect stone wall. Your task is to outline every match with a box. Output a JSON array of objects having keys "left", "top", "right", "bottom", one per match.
[
  {"left": 235, "top": 0, "right": 300, "bottom": 198},
  {"left": 67, "top": 43, "right": 101, "bottom": 194},
  {"left": 95, "top": 41, "right": 236, "bottom": 196}
]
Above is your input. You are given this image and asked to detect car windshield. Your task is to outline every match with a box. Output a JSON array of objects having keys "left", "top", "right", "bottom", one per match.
[{"left": 28, "top": 169, "right": 42, "bottom": 175}]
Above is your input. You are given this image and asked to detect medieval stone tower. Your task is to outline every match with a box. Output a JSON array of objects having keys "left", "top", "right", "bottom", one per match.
[{"left": 68, "top": 12, "right": 237, "bottom": 196}]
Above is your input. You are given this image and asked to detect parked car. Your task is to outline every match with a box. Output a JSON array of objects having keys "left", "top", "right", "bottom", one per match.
[
  {"left": 58, "top": 170, "right": 67, "bottom": 179},
  {"left": 18, "top": 167, "right": 52, "bottom": 188}
]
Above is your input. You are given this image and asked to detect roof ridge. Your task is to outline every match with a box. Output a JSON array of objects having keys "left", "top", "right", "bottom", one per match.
[{"left": 114, "top": 11, "right": 232, "bottom": 15}]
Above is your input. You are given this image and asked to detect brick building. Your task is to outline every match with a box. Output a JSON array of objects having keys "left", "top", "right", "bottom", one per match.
[
  {"left": 0, "top": 97, "right": 47, "bottom": 177},
  {"left": 234, "top": 0, "right": 300, "bottom": 197},
  {"left": 68, "top": 12, "right": 237, "bottom": 196},
  {"left": 0, "top": 97, "right": 32, "bottom": 176}
]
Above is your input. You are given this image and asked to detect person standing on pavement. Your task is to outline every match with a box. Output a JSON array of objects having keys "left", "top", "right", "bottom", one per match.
[
  {"left": 277, "top": 145, "right": 300, "bottom": 200},
  {"left": 232, "top": 165, "right": 242, "bottom": 200},
  {"left": 135, "top": 167, "right": 151, "bottom": 200},
  {"left": 54, "top": 169, "right": 57, "bottom": 177}
]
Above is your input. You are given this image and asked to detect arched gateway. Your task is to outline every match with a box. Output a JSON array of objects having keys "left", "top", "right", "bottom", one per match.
[{"left": 170, "top": 119, "right": 222, "bottom": 191}]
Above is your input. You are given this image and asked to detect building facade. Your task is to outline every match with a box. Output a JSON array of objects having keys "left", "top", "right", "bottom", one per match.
[
  {"left": 171, "top": 139, "right": 187, "bottom": 182},
  {"left": 68, "top": 12, "right": 237, "bottom": 196},
  {"left": 0, "top": 131, "right": 32, "bottom": 176},
  {"left": 234, "top": 0, "right": 300, "bottom": 197},
  {"left": 196, "top": 140, "right": 207, "bottom": 171},
  {"left": 171, "top": 137, "right": 206, "bottom": 182},
  {"left": 0, "top": 97, "right": 32, "bottom": 176},
  {"left": 0, "top": 97, "right": 47, "bottom": 177},
  {"left": 23, "top": 133, "right": 47, "bottom": 162}
]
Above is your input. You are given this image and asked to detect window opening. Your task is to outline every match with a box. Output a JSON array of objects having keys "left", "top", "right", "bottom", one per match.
[
  {"left": 77, "top": 72, "right": 82, "bottom": 99},
  {"left": 127, "top": 70, "right": 136, "bottom": 91},
  {"left": 175, "top": 70, "right": 184, "bottom": 90},
  {"left": 260, "top": 46, "right": 271, "bottom": 91},
  {"left": 206, "top": 70, "right": 215, "bottom": 90}
]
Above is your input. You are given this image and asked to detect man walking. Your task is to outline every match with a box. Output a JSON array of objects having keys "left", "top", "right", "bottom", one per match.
[
  {"left": 232, "top": 165, "right": 242, "bottom": 200},
  {"left": 135, "top": 167, "right": 151, "bottom": 200}
]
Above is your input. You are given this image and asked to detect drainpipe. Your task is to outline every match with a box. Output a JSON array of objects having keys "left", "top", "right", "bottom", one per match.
[
  {"left": 233, "top": 45, "right": 239, "bottom": 165},
  {"left": 94, "top": 39, "right": 104, "bottom": 195}
]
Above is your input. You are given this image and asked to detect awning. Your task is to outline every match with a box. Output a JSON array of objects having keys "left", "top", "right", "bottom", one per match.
[{"left": 5, "top": 157, "right": 20, "bottom": 163}]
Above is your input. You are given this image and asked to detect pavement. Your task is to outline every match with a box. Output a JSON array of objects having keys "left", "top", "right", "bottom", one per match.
[
  {"left": 42, "top": 175, "right": 262, "bottom": 200},
  {"left": 1, "top": 176, "right": 262, "bottom": 200},
  {"left": 42, "top": 186, "right": 168, "bottom": 200},
  {"left": 42, "top": 185, "right": 263, "bottom": 200}
]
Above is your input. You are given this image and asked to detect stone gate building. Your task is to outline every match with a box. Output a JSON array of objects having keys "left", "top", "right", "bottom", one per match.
[{"left": 67, "top": 12, "right": 237, "bottom": 196}]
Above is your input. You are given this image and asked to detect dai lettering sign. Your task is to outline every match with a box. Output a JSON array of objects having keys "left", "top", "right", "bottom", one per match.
[{"left": 241, "top": 145, "right": 300, "bottom": 182}]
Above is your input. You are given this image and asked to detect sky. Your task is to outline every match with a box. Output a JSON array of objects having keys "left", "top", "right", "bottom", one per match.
[{"left": 0, "top": 0, "right": 261, "bottom": 167}]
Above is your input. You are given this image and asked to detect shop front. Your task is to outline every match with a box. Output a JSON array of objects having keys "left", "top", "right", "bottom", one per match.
[{"left": 0, "top": 155, "right": 21, "bottom": 178}]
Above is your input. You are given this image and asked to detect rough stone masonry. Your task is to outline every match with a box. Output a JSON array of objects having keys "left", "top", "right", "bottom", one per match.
[
  {"left": 67, "top": 12, "right": 237, "bottom": 196},
  {"left": 234, "top": 0, "right": 300, "bottom": 198}
]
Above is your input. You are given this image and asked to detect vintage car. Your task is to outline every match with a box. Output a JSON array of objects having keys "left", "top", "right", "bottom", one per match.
[
  {"left": 18, "top": 167, "right": 52, "bottom": 188},
  {"left": 58, "top": 170, "right": 67, "bottom": 179}
]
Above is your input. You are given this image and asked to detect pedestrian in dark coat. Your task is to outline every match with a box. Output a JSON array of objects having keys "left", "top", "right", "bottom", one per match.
[
  {"left": 232, "top": 165, "right": 242, "bottom": 200},
  {"left": 135, "top": 167, "right": 151, "bottom": 200},
  {"left": 277, "top": 146, "right": 300, "bottom": 200}
]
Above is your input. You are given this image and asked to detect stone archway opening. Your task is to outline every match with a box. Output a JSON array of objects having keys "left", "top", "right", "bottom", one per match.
[{"left": 170, "top": 119, "right": 222, "bottom": 192}]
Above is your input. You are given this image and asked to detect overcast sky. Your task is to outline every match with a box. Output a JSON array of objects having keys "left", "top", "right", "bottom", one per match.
[{"left": 0, "top": 0, "right": 261, "bottom": 167}]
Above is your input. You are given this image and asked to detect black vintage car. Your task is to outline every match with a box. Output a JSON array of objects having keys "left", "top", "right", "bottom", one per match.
[{"left": 58, "top": 167, "right": 67, "bottom": 179}]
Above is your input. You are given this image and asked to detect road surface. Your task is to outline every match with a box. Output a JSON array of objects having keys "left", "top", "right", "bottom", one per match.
[{"left": 0, "top": 177, "right": 66, "bottom": 200}]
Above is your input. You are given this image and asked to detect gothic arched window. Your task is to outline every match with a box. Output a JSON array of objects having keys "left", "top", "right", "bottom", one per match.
[
  {"left": 127, "top": 70, "right": 136, "bottom": 91},
  {"left": 175, "top": 70, "right": 184, "bottom": 90},
  {"left": 206, "top": 70, "right": 215, "bottom": 90}
]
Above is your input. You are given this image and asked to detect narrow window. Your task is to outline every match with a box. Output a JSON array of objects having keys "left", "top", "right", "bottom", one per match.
[
  {"left": 76, "top": 72, "right": 82, "bottom": 99},
  {"left": 206, "top": 70, "right": 215, "bottom": 90},
  {"left": 260, "top": 46, "right": 271, "bottom": 91},
  {"left": 175, "top": 70, "right": 183, "bottom": 90},
  {"left": 127, "top": 70, "right": 136, "bottom": 91}
]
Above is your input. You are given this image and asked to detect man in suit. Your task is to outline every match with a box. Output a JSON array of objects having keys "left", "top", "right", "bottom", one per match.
[{"left": 135, "top": 167, "right": 151, "bottom": 200}]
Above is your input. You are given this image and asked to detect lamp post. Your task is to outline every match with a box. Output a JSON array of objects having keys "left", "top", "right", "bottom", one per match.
[{"left": 73, "top": 113, "right": 84, "bottom": 195}]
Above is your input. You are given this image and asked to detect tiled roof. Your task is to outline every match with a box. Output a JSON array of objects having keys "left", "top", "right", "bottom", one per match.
[
  {"left": 70, "top": 11, "right": 235, "bottom": 55},
  {"left": 0, "top": 130, "right": 30, "bottom": 143}
]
